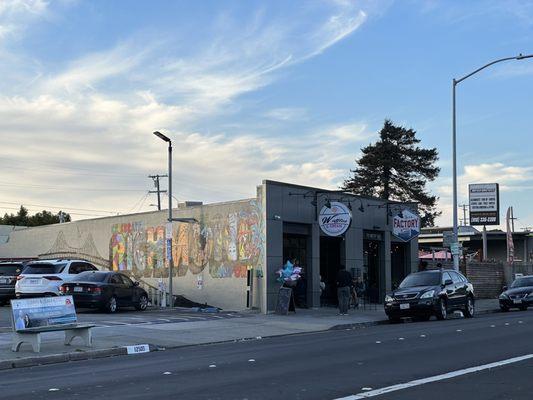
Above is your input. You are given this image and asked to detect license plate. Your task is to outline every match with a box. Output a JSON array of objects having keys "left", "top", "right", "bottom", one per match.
[
  {"left": 27, "top": 279, "right": 41, "bottom": 285},
  {"left": 400, "top": 303, "right": 410, "bottom": 310},
  {"left": 73, "top": 286, "right": 83, "bottom": 292},
  {"left": 513, "top": 299, "right": 522, "bottom": 304},
  {"left": 0, "top": 278, "right": 8, "bottom": 284}
]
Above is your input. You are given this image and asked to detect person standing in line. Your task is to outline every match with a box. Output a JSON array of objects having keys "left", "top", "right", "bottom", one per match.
[{"left": 336, "top": 265, "right": 352, "bottom": 315}]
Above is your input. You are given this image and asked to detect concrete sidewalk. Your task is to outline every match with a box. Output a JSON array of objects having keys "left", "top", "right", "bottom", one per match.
[{"left": 0, "top": 299, "right": 501, "bottom": 369}]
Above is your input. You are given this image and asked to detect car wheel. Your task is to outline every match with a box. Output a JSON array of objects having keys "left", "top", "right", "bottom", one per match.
[
  {"left": 464, "top": 296, "right": 475, "bottom": 318},
  {"left": 500, "top": 305, "right": 510, "bottom": 312},
  {"left": 414, "top": 315, "right": 431, "bottom": 322},
  {"left": 135, "top": 294, "right": 148, "bottom": 311},
  {"left": 436, "top": 298, "right": 447, "bottom": 320},
  {"left": 519, "top": 305, "right": 528, "bottom": 311},
  {"left": 388, "top": 315, "right": 401, "bottom": 323},
  {"left": 106, "top": 296, "right": 118, "bottom": 313}
]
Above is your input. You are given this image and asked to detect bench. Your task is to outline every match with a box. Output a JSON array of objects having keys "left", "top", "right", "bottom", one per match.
[{"left": 10, "top": 295, "right": 95, "bottom": 353}]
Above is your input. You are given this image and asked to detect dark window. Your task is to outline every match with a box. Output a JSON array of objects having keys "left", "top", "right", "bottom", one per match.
[
  {"left": 69, "top": 262, "right": 85, "bottom": 274},
  {"left": 76, "top": 272, "right": 108, "bottom": 282},
  {"left": 80, "top": 263, "right": 97, "bottom": 272},
  {"left": 511, "top": 277, "right": 533, "bottom": 288},
  {"left": 0, "top": 264, "right": 23, "bottom": 276},
  {"left": 109, "top": 274, "right": 123, "bottom": 285},
  {"left": 450, "top": 272, "right": 463, "bottom": 284},
  {"left": 399, "top": 272, "right": 441, "bottom": 288},
  {"left": 23, "top": 263, "right": 66, "bottom": 274},
  {"left": 120, "top": 274, "right": 134, "bottom": 287},
  {"left": 442, "top": 272, "right": 453, "bottom": 284}
]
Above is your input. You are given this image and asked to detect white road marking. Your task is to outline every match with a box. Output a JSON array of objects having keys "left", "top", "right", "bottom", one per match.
[
  {"left": 519, "top": 321, "right": 523, "bottom": 324},
  {"left": 398, "top": 338, "right": 404, "bottom": 341},
  {"left": 334, "top": 353, "right": 533, "bottom": 400},
  {"left": 361, "top": 388, "right": 373, "bottom": 391},
  {"left": 375, "top": 341, "right": 381, "bottom": 344},
  {"left": 505, "top": 323, "right": 510, "bottom": 326},
  {"left": 48, "top": 388, "right": 60, "bottom": 392},
  {"left": 420, "top": 334, "right": 426, "bottom": 338},
  {"left": 490, "top": 325, "right": 496, "bottom": 328},
  {"left": 209, "top": 364, "right": 216, "bottom": 368},
  {"left": 248, "top": 359, "right": 255, "bottom": 362},
  {"left": 163, "top": 372, "right": 172, "bottom": 375},
  {"left": 456, "top": 329, "right": 462, "bottom": 332}
]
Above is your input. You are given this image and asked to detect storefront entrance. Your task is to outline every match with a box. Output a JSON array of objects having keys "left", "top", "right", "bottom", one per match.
[
  {"left": 363, "top": 237, "right": 381, "bottom": 303},
  {"left": 283, "top": 233, "right": 308, "bottom": 308},
  {"left": 320, "top": 236, "right": 342, "bottom": 306},
  {"left": 391, "top": 242, "right": 408, "bottom": 288}
]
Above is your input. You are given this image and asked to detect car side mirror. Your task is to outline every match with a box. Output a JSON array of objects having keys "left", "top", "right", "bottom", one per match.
[
  {"left": 133, "top": 281, "right": 139, "bottom": 287},
  {"left": 502, "top": 286, "right": 508, "bottom": 291}
]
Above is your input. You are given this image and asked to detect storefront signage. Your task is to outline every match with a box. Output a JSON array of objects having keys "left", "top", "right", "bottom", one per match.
[
  {"left": 392, "top": 209, "right": 420, "bottom": 242},
  {"left": 11, "top": 296, "right": 77, "bottom": 331},
  {"left": 319, "top": 202, "right": 352, "bottom": 236},
  {"left": 469, "top": 183, "right": 499, "bottom": 225}
]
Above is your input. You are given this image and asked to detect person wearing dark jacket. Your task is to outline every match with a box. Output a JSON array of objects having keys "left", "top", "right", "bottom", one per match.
[{"left": 336, "top": 265, "right": 352, "bottom": 315}]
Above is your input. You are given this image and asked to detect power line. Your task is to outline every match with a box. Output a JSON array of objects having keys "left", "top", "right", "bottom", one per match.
[
  {"left": 0, "top": 205, "right": 110, "bottom": 218},
  {"left": 0, "top": 201, "right": 118, "bottom": 214},
  {"left": 0, "top": 181, "right": 146, "bottom": 192}
]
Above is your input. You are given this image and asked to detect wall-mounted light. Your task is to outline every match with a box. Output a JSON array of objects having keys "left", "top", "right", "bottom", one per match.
[
  {"left": 273, "top": 215, "right": 281, "bottom": 220},
  {"left": 324, "top": 198, "right": 331, "bottom": 208}
]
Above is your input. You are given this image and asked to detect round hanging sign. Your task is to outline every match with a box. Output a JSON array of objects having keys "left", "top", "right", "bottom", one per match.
[{"left": 319, "top": 202, "right": 352, "bottom": 236}]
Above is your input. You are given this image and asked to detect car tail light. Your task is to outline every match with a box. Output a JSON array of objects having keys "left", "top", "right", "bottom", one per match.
[
  {"left": 88, "top": 287, "right": 102, "bottom": 294},
  {"left": 43, "top": 276, "right": 62, "bottom": 281},
  {"left": 59, "top": 285, "right": 69, "bottom": 293}
]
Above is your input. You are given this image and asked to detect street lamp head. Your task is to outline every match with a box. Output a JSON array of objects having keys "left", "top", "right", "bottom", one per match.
[{"left": 153, "top": 131, "right": 171, "bottom": 143}]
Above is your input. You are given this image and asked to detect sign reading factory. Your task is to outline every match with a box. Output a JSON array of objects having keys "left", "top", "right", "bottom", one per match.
[
  {"left": 469, "top": 183, "right": 500, "bottom": 225},
  {"left": 319, "top": 202, "right": 352, "bottom": 236},
  {"left": 392, "top": 209, "right": 420, "bottom": 242}
]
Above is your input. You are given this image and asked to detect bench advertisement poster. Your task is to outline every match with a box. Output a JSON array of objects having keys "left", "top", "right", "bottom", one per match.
[{"left": 10, "top": 296, "right": 77, "bottom": 331}]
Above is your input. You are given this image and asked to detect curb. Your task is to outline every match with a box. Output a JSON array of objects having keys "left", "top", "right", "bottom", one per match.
[{"left": 0, "top": 344, "right": 162, "bottom": 370}]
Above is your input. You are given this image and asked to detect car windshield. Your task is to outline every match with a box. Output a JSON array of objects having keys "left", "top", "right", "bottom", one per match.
[
  {"left": 76, "top": 272, "right": 108, "bottom": 282},
  {"left": 399, "top": 272, "right": 440, "bottom": 288},
  {"left": 0, "top": 264, "right": 23, "bottom": 276},
  {"left": 511, "top": 277, "right": 533, "bottom": 288},
  {"left": 23, "top": 263, "right": 66, "bottom": 274}
]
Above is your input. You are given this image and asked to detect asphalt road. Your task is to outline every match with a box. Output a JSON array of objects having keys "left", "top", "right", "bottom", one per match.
[{"left": 1, "top": 310, "right": 532, "bottom": 400}]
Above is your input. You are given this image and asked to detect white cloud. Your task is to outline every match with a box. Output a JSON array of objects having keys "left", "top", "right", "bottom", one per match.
[{"left": 0, "top": 1, "right": 381, "bottom": 218}]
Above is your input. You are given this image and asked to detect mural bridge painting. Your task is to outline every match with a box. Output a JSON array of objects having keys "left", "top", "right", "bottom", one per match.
[{"left": 110, "top": 201, "right": 264, "bottom": 280}]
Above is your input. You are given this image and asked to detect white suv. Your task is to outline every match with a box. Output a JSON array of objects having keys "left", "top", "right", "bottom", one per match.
[{"left": 16, "top": 259, "right": 99, "bottom": 297}]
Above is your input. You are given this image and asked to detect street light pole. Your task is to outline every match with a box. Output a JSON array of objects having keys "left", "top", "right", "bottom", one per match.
[
  {"left": 451, "top": 53, "right": 533, "bottom": 270},
  {"left": 153, "top": 131, "right": 174, "bottom": 307}
]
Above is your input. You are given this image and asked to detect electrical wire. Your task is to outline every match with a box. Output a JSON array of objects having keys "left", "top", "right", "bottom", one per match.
[{"left": 0, "top": 201, "right": 117, "bottom": 214}]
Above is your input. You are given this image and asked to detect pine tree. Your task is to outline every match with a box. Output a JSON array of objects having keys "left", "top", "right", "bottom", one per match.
[{"left": 342, "top": 119, "right": 441, "bottom": 227}]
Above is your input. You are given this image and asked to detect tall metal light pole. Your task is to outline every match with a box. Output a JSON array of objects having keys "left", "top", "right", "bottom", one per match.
[
  {"left": 153, "top": 131, "right": 174, "bottom": 306},
  {"left": 452, "top": 53, "right": 533, "bottom": 270}
]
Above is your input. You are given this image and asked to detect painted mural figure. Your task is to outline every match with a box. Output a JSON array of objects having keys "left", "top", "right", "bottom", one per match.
[{"left": 108, "top": 200, "right": 265, "bottom": 283}]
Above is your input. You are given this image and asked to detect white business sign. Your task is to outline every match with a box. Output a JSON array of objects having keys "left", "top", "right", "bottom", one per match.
[
  {"left": 469, "top": 183, "right": 499, "bottom": 225},
  {"left": 392, "top": 209, "right": 420, "bottom": 242},
  {"left": 319, "top": 202, "right": 352, "bottom": 236}
]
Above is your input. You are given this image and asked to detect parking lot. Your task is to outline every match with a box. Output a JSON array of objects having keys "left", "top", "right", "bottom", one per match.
[{"left": 0, "top": 304, "right": 246, "bottom": 333}]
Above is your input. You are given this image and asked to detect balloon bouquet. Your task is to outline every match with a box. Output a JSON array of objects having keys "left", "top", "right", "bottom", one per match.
[{"left": 276, "top": 260, "right": 302, "bottom": 288}]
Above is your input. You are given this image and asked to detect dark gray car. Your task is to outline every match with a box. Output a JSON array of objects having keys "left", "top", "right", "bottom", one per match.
[{"left": 0, "top": 262, "right": 26, "bottom": 305}]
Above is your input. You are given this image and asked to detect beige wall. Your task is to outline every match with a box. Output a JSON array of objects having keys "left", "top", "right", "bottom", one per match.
[{"left": 0, "top": 198, "right": 266, "bottom": 311}]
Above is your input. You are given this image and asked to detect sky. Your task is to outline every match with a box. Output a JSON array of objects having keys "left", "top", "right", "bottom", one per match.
[{"left": 0, "top": 0, "right": 532, "bottom": 230}]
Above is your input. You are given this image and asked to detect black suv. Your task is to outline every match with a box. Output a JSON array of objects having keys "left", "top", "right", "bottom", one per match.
[
  {"left": 499, "top": 275, "right": 533, "bottom": 311},
  {"left": 384, "top": 269, "right": 475, "bottom": 322},
  {"left": 0, "top": 262, "right": 25, "bottom": 305}
]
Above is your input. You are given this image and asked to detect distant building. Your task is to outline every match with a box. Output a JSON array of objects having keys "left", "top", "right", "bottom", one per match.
[{"left": 419, "top": 226, "right": 533, "bottom": 263}]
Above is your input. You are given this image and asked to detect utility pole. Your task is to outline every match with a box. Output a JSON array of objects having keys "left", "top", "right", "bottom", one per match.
[
  {"left": 148, "top": 174, "right": 168, "bottom": 211},
  {"left": 510, "top": 206, "right": 518, "bottom": 232},
  {"left": 459, "top": 204, "right": 469, "bottom": 226}
]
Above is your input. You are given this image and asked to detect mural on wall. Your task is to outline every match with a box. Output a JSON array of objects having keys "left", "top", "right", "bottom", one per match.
[{"left": 108, "top": 200, "right": 265, "bottom": 280}]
